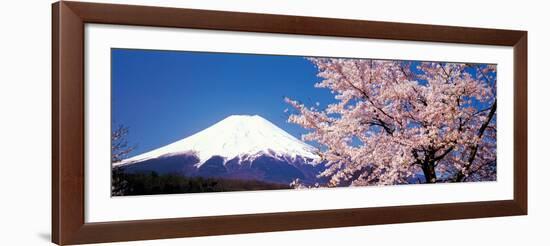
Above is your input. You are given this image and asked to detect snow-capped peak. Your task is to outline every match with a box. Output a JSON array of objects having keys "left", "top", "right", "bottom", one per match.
[{"left": 118, "top": 115, "right": 320, "bottom": 166}]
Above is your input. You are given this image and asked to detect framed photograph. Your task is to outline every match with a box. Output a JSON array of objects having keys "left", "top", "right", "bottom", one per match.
[{"left": 52, "top": 1, "right": 527, "bottom": 245}]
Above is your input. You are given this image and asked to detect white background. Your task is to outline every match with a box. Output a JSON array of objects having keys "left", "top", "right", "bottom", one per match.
[{"left": 0, "top": 0, "right": 547, "bottom": 245}]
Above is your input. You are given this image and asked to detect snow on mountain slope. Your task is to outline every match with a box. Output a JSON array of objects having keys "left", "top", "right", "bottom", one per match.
[{"left": 118, "top": 115, "right": 320, "bottom": 167}]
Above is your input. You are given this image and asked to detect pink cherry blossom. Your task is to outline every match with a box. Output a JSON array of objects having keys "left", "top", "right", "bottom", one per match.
[{"left": 287, "top": 58, "right": 496, "bottom": 186}]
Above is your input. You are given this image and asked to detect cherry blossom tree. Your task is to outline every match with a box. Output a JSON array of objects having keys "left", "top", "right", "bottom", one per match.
[{"left": 286, "top": 58, "right": 496, "bottom": 186}]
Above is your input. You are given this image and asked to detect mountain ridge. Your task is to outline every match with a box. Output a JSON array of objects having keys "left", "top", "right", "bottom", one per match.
[
  {"left": 114, "top": 115, "right": 326, "bottom": 185},
  {"left": 117, "top": 115, "right": 320, "bottom": 167}
]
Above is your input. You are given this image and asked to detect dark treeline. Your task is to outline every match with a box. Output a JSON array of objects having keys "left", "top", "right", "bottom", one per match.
[{"left": 112, "top": 167, "right": 290, "bottom": 196}]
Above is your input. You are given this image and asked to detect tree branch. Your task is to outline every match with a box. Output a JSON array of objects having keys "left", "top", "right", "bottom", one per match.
[{"left": 455, "top": 99, "right": 497, "bottom": 182}]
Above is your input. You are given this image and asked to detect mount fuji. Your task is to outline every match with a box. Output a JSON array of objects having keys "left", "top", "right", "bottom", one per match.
[{"left": 116, "top": 115, "right": 327, "bottom": 185}]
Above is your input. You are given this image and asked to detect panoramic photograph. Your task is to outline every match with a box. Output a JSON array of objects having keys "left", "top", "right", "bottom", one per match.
[{"left": 111, "top": 49, "right": 497, "bottom": 196}]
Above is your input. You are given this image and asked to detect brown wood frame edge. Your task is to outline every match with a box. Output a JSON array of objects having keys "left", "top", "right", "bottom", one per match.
[{"left": 52, "top": 1, "right": 528, "bottom": 245}]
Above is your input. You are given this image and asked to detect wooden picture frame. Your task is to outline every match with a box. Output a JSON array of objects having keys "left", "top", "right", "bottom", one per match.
[{"left": 52, "top": 1, "right": 527, "bottom": 245}]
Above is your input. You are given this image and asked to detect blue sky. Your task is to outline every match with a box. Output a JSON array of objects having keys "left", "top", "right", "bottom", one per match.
[
  {"left": 112, "top": 49, "right": 336, "bottom": 157},
  {"left": 112, "top": 49, "right": 495, "bottom": 158}
]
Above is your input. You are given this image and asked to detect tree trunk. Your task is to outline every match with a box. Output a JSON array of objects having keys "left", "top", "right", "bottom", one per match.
[
  {"left": 422, "top": 161, "right": 437, "bottom": 183},
  {"left": 455, "top": 169, "right": 466, "bottom": 182}
]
